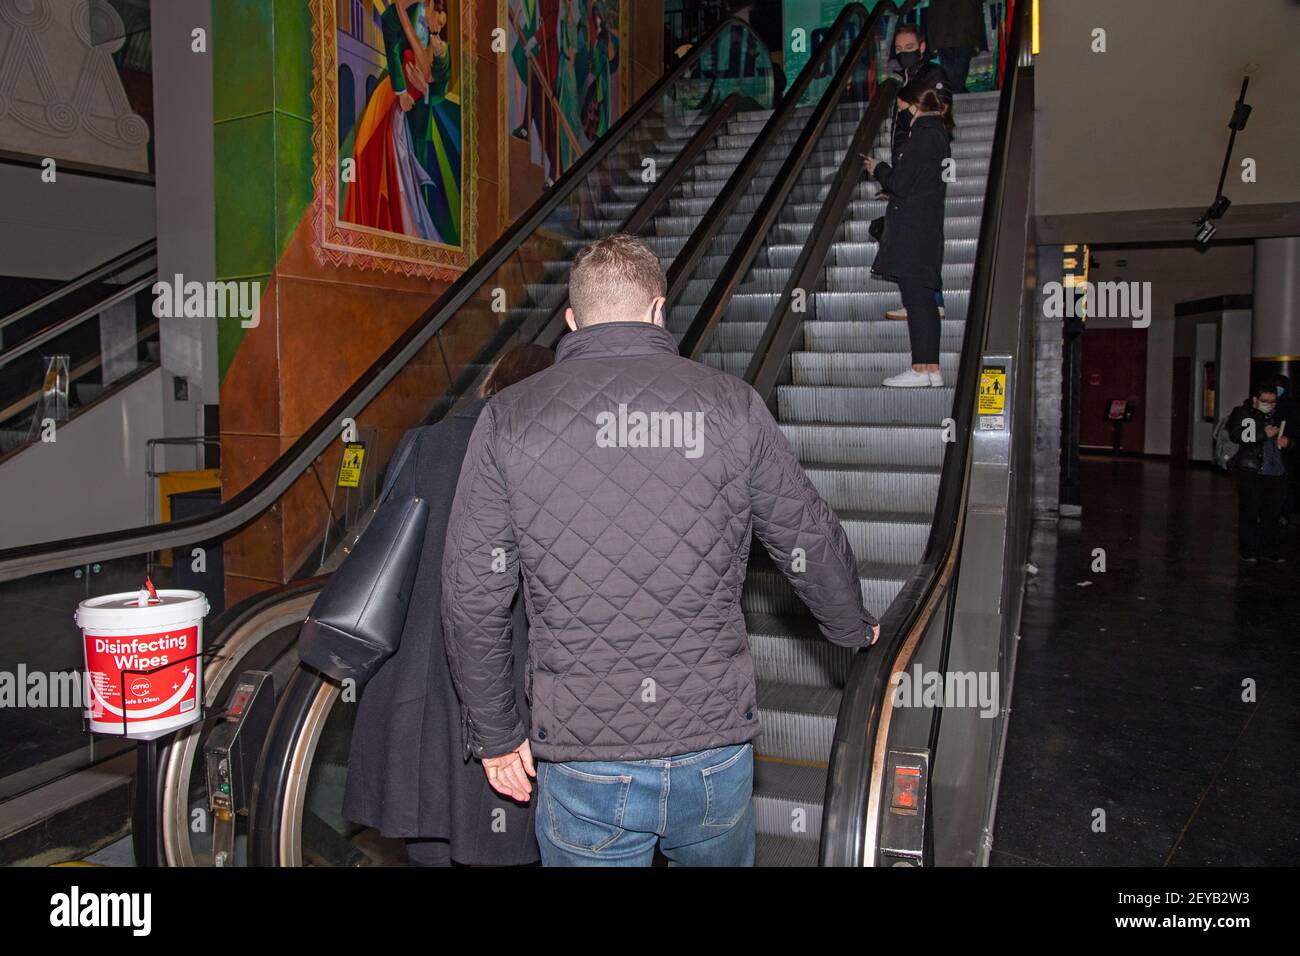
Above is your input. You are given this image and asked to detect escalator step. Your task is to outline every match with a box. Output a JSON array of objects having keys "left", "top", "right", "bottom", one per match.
[
  {"left": 755, "top": 830, "right": 820, "bottom": 867},
  {"left": 747, "top": 612, "right": 852, "bottom": 687},
  {"left": 755, "top": 680, "right": 841, "bottom": 763},
  {"left": 753, "top": 758, "right": 828, "bottom": 839}
]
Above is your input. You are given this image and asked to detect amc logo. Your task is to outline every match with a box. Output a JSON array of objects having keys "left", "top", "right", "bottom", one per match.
[{"left": 130, "top": 678, "right": 152, "bottom": 697}]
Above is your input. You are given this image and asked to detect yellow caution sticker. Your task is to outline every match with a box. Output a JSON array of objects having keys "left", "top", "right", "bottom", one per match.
[
  {"left": 978, "top": 367, "right": 1006, "bottom": 416},
  {"left": 338, "top": 443, "right": 366, "bottom": 488}
]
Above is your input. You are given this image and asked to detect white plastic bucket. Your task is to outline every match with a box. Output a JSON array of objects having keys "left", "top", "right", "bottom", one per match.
[{"left": 76, "top": 589, "right": 209, "bottom": 738}]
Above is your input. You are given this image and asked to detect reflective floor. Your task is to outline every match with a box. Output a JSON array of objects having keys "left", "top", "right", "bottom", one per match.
[{"left": 992, "top": 457, "right": 1300, "bottom": 865}]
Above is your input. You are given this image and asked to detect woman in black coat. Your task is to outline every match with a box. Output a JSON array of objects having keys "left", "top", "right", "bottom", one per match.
[
  {"left": 864, "top": 78, "right": 953, "bottom": 389},
  {"left": 343, "top": 344, "right": 555, "bottom": 865}
]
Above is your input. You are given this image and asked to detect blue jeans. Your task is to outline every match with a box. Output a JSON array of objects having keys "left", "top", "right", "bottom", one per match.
[{"left": 536, "top": 742, "right": 755, "bottom": 866}]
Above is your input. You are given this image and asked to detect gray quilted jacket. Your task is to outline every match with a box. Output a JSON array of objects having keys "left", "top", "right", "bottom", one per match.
[{"left": 442, "top": 321, "right": 875, "bottom": 762}]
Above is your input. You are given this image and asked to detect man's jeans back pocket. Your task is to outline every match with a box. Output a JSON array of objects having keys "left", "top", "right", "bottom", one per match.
[
  {"left": 700, "top": 744, "right": 753, "bottom": 828},
  {"left": 542, "top": 762, "right": 632, "bottom": 853}
]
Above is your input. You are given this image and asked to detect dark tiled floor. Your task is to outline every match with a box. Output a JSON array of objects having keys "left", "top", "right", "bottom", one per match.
[{"left": 991, "top": 457, "right": 1300, "bottom": 866}]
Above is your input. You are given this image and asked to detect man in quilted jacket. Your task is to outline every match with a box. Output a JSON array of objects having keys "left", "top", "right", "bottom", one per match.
[{"left": 442, "top": 234, "right": 879, "bottom": 866}]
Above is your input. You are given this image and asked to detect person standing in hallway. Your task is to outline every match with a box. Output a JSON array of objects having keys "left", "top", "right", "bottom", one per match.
[
  {"left": 343, "top": 345, "right": 555, "bottom": 867},
  {"left": 1228, "top": 382, "right": 1290, "bottom": 563},
  {"left": 440, "top": 234, "right": 879, "bottom": 866},
  {"left": 865, "top": 79, "right": 954, "bottom": 388},
  {"left": 924, "top": 0, "right": 986, "bottom": 94},
  {"left": 1270, "top": 373, "right": 1298, "bottom": 525}
]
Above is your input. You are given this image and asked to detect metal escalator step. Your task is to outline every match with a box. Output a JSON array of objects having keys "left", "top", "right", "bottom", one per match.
[
  {"left": 755, "top": 830, "right": 820, "bottom": 867},
  {"left": 707, "top": 320, "right": 771, "bottom": 353},
  {"left": 835, "top": 509, "right": 933, "bottom": 566},
  {"left": 812, "top": 291, "right": 971, "bottom": 323},
  {"left": 850, "top": 177, "right": 987, "bottom": 201},
  {"left": 802, "top": 461, "right": 943, "bottom": 514},
  {"left": 803, "top": 319, "right": 966, "bottom": 352},
  {"left": 778, "top": 422, "right": 946, "bottom": 468},
  {"left": 697, "top": 351, "right": 749, "bottom": 378},
  {"left": 777, "top": 384, "right": 955, "bottom": 426},
  {"left": 760, "top": 237, "right": 978, "bottom": 271},
  {"left": 787, "top": 356, "right": 961, "bottom": 387},
  {"left": 747, "top": 612, "right": 853, "bottom": 687},
  {"left": 743, "top": 556, "right": 913, "bottom": 620},
  {"left": 754, "top": 759, "right": 828, "bottom": 840},
  {"left": 755, "top": 680, "right": 841, "bottom": 764},
  {"left": 823, "top": 263, "right": 975, "bottom": 292}
]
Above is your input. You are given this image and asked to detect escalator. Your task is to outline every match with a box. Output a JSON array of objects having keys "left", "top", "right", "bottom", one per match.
[
  {"left": 0, "top": 0, "right": 1035, "bottom": 868},
  {"left": 0, "top": 239, "right": 159, "bottom": 459}
]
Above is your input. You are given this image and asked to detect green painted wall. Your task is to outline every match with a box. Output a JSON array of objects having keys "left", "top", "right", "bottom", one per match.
[{"left": 212, "top": 0, "right": 315, "bottom": 383}]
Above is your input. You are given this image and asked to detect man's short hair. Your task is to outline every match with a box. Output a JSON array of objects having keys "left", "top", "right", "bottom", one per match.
[
  {"left": 894, "top": 23, "right": 924, "bottom": 47},
  {"left": 569, "top": 234, "right": 667, "bottom": 327},
  {"left": 1253, "top": 381, "right": 1278, "bottom": 398}
]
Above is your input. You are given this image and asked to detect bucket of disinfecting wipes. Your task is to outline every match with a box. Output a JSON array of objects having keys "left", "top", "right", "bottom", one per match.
[{"left": 76, "top": 582, "right": 208, "bottom": 738}]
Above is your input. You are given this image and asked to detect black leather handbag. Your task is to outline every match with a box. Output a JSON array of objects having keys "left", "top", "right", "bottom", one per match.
[{"left": 298, "top": 438, "right": 428, "bottom": 686}]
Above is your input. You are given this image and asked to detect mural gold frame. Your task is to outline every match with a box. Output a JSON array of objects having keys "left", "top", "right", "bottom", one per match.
[
  {"left": 311, "top": 0, "right": 479, "bottom": 280},
  {"left": 495, "top": 0, "right": 629, "bottom": 228}
]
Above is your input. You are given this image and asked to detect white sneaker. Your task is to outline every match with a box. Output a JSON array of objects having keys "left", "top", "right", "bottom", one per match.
[
  {"left": 885, "top": 307, "right": 946, "bottom": 321},
  {"left": 928, "top": 371, "right": 944, "bottom": 387},
  {"left": 882, "top": 370, "right": 933, "bottom": 388}
]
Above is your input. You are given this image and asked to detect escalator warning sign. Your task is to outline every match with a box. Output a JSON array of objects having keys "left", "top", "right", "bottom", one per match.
[
  {"left": 979, "top": 367, "right": 1007, "bottom": 416},
  {"left": 338, "top": 443, "right": 366, "bottom": 488}
]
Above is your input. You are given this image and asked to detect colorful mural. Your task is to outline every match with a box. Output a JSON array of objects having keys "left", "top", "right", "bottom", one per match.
[
  {"left": 506, "top": 0, "right": 624, "bottom": 187},
  {"left": 312, "top": 0, "right": 477, "bottom": 279}
]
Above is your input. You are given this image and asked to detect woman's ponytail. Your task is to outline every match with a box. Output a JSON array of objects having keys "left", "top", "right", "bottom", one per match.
[{"left": 898, "top": 78, "right": 956, "bottom": 139}]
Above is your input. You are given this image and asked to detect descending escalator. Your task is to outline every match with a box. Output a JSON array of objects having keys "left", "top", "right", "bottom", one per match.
[
  {"left": 0, "top": 0, "right": 1035, "bottom": 868},
  {"left": 0, "top": 239, "right": 159, "bottom": 459}
]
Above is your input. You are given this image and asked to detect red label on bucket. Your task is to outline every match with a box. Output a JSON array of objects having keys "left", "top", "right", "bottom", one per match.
[{"left": 84, "top": 625, "right": 200, "bottom": 732}]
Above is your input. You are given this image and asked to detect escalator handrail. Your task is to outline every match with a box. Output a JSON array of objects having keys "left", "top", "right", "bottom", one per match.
[
  {"left": 736, "top": 0, "right": 922, "bottom": 393},
  {"left": 742, "top": 81, "right": 899, "bottom": 396},
  {"left": 820, "top": 0, "right": 1028, "bottom": 867},
  {"left": 0, "top": 272, "right": 157, "bottom": 369},
  {"left": 0, "top": 16, "right": 776, "bottom": 584},
  {"left": 663, "top": 2, "right": 871, "bottom": 313},
  {"left": 0, "top": 238, "right": 157, "bottom": 334},
  {"left": 679, "top": 2, "right": 910, "bottom": 361}
]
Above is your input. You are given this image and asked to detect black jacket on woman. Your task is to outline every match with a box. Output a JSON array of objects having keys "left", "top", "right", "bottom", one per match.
[
  {"left": 342, "top": 397, "right": 538, "bottom": 865},
  {"left": 871, "top": 113, "right": 950, "bottom": 290}
]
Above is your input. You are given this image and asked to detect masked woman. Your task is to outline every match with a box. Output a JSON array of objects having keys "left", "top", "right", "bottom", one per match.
[
  {"left": 344, "top": 345, "right": 555, "bottom": 866},
  {"left": 864, "top": 78, "right": 954, "bottom": 388}
]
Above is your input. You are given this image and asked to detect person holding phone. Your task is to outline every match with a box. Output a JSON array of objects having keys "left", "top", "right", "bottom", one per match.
[
  {"left": 1228, "top": 382, "right": 1290, "bottom": 563},
  {"left": 864, "top": 78, "right": 953, "bottom": 387}
]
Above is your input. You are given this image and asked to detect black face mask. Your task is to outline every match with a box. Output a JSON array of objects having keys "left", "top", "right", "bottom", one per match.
[{"left": 897, "top": 50, "right": 923, "bottom": 71}]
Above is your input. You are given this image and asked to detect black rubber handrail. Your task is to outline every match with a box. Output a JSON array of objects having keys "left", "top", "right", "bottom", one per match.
[
  {"left": 663, "top": 3, "right": 870, "bottom": 316},
  {"left": 744, "top": 82, "right": 898, "bottom": 396},
  {"left": 0, "top": 16, "right": 774, "bottom": 583},
  {"left": 0, "top": 238, "right": 157, "bottom": 334},
  {"left": 820, "top": 0, "right": 1029, "bottom": 867}
]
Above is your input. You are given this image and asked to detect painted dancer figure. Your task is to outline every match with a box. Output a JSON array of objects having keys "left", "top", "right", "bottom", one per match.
[{"left": 343, "top": 0, "right": 461, "bottom": 245}]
